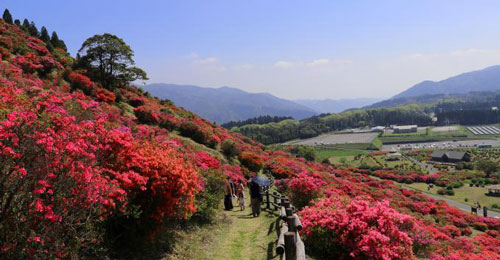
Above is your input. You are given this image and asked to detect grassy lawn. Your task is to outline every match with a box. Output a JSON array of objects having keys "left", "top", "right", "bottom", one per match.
[
  {"left": 165, "top": 194, "right": 294, "bottom": 260},
  {"left": 407, "top": 183, "right": 500, "bottom": 211},
  {"left": 315, "top": 147, "right": 368, "bottom": 162}
]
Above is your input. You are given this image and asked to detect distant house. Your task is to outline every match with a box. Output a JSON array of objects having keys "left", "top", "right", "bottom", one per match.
[
  {"left": 431, "top": 150, "right": 470, "bottom": 163},
  {"left": 393, "top": 125, "right": 418, "bottom": 133},
  {"left": 371, "top": 126, "right": 385, "bottom": 132}
]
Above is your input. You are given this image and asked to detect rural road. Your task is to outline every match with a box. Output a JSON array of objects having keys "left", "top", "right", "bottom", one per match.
[{"left": 402, "top": 185, "right": 500, "bottom": 218}]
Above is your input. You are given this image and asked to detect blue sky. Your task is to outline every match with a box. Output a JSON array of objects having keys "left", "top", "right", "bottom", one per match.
[{"left": 4, "top": 0, "right": 500, "bottom": 99}]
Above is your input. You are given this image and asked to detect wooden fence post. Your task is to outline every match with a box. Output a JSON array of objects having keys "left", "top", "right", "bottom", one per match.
[
  {"left": 287, "top": 215, "right": 297, "bottom": 233},
  {"left": 273, "top": 192, "right": 279, "bottom": 211},
  {"left": 266, "top": 189, "right": 270, "bottom": 209},
  {"left": 284, "top": 232, "right": 297, "bottom": 260},
  {"left": 280, "top": 207, "right": 287, "bottom": 220},
  {"left": 284, "top": 199, "right": 291, "bottom": 209}
]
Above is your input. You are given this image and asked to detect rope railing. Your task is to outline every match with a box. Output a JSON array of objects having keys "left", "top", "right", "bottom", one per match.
[{"left": 260, "top": 186, "right": 306, "bottom": 260}]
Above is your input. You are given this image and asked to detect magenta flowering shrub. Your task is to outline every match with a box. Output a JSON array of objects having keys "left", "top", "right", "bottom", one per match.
[
  {"left": 287, "top": 171, "right": 327, "bottom": 209},
  {"left": 300, "top": 197, "right": 415, "bottom": 260}
]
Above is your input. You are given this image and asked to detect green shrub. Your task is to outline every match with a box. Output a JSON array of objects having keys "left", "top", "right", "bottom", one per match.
[
  {"left": 291, "top": 145, "right": 316, "bottom": 161},
  {"left": 221, "top": 139, "right": 239, "bottom": 158},
  {"left": 191, "top": 170, "right": 226, "bottom": 223},
  {"left": 472, "top": 222, "right": 488, "bottom": 232},
  {"left": 437, "top": 188, "right": 454, "bottom": 196}
]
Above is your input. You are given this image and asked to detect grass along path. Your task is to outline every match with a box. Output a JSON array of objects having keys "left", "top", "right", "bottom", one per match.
[{"left": 166, "top": 195, "right": 280, "bottom": 260}]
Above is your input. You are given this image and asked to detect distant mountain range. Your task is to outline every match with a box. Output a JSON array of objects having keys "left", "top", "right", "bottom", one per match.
[
  {"left": 392, "top": 65, "right": 500, "bottom": 99},
  {"left": 368, "top": 65, "right": 500, "bottom": 108},
  {"left": 294, "top": 98, "right": 382, "bottom": 113},
  {"left": 142, "top": 83, "right": 317, "bottom": 123}
]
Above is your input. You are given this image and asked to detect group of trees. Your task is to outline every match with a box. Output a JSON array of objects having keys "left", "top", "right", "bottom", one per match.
[
  {"left": 3, "top": 9, "right": 67, "bottom": 52},
  {"left": 222, "top": 115, "right": 293, "bottom": 129},
  {"left": 3, "top": 9, "right": 146, "bottom": 90},
  {"left": 235, "top": 105, "right": 433, "bottom": 144},
  {"left": 75, "top": 33, "right": 148, "bottom": 89}
]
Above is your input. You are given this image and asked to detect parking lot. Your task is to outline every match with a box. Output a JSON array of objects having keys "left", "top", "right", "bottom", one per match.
[{"left": 381, "top": 139, "right": 500, "bottom": 151}]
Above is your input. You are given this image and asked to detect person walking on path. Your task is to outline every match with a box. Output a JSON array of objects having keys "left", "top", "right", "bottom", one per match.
[
  {"left": 248, "top": 178, "right": 262, "bottom": 217},
  {"left": 224, "top": 177, "right": 234, "bottom": 211},
  {"left": 236, "top": 180, "right": 246, "bottom": 211}
]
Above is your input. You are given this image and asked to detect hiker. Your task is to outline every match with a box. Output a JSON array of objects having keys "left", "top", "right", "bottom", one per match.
[
  {"left": 224, "top": 177, "right": 234, "bottom": 211},
  {"left": 236, "top": 180, "right": 246, "bottom": 211},
  {"left": 248, "top": 178, "right": 262, "bottom": 217}
]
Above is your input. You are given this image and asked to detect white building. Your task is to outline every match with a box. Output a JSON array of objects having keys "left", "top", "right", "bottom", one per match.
[{"left": 392, "top": 125, "right": 418, "bottom": 133}]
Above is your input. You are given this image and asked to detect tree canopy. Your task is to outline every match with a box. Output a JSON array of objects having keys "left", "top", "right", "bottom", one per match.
[
  {"left": 476, "top": 159, "right": 499, "bottom": 178},
  {"left": 77, "top": 33, "right": 148, "bottom": 89},
  {"left": 3, "top": 9, "right": 13, "bottom": 24}
]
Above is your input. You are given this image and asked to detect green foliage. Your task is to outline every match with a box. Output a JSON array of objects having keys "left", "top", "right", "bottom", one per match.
[
  {"left": 291, "top": 145, "right": 316, "bottom": 161},
  {"left": 50, "top": 31, "right": 67, "bottom": 51},
  {"left": 77, "top": 33, "right": 147, "bottom": 89},
  {"left": 475, "top": 159, "right": 499, "bottom": 177},
  {"left": 22, "top": 19, "right": 29, "bottom": 30},
  {"left": 234, "top": 105, "right": 433, "bottom": 144},
  {"left": 191, "top": 170, "right": 226, "bottom": 223},
  {"left": 28, "top": 21, "right": 39, "bottom": 37},
  {"left": 221, "top": 139, "right": 239, "bottom": 158},
  {"left": 3, "top": 9, "right": 13, "bottom": 24},
  {"left": 437, "top": 188, "right": 455, "bottom": 196}
]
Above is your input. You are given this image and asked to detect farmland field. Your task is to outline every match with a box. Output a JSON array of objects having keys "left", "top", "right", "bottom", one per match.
[{"left": 286, "top": 132, "right": 379, "bottom": 146}]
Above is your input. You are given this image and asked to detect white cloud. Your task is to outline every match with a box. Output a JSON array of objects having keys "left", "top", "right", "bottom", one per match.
[
  {"left": 274, "top": 61, "right": 296, "bottom": 69},
  {"left": 194, "top": 57, "right": 217, "bottom": 64},
  {"left": 306, "top": 58, "right": 329, "bottom": 67}
]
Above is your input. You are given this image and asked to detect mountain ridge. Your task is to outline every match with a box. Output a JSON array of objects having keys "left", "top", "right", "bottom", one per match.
[
  {"left": 392, "top": 65, "right": 500, "bottom": 99},
  {"left": 294, "top": 97, "right": 383, "bottom": 113},
  {"left": 142, "top": 83, "right": 318, "bottom": 123}
]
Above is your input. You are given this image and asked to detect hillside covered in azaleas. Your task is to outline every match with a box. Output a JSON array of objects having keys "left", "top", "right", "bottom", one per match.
[{"left": 0, "top": 16, "right": 499, "bottom": 260}]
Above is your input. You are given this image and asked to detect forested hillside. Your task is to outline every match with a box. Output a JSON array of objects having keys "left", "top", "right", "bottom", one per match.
[
  {"left": 1, "top": 12, "right": 499, "bottom": 260},
  {"left": 233, "top": 105, "right": 433, "bottom": 144}
]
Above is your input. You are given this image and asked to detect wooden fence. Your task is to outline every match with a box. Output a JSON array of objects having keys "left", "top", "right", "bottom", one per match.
[{"left": 261, "top": 186, "right": 306, "bottom": 260}]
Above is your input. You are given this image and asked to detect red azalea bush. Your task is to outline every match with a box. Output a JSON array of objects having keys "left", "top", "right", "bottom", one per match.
[
  {"left": 300, "top": 197, "right": 415, "bottom": 260},
  {"left": 239, "top": 151, "right": 264, "bottom": 172},
  {"left": 68, "top": 72, "right": 94, "bottom": 92},
  {"left": 94, "top": 88, "right": 116, "bottom": 103}
]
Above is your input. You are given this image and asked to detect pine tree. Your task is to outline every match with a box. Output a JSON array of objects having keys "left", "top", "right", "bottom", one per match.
[
  {"left": 50, "top": 31, "right": 60, "bottom": 46},
  {"left": 22, "top": 19, "right": 30, "bottom": 30},
  {"left": 50, "top": 31, "right": 67, "bottom": 51},
  {"left": 3, "top": 9, "right": 13, "bottom": 24},
  {"left": 40, "top": 26, "right": 50, "bottom": 42},
  {"left": 28, "top": 21, "right": 39, "bottom": 36},
  {"left": 14, "top": 19, "right": 20, "bottom": 26}
]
